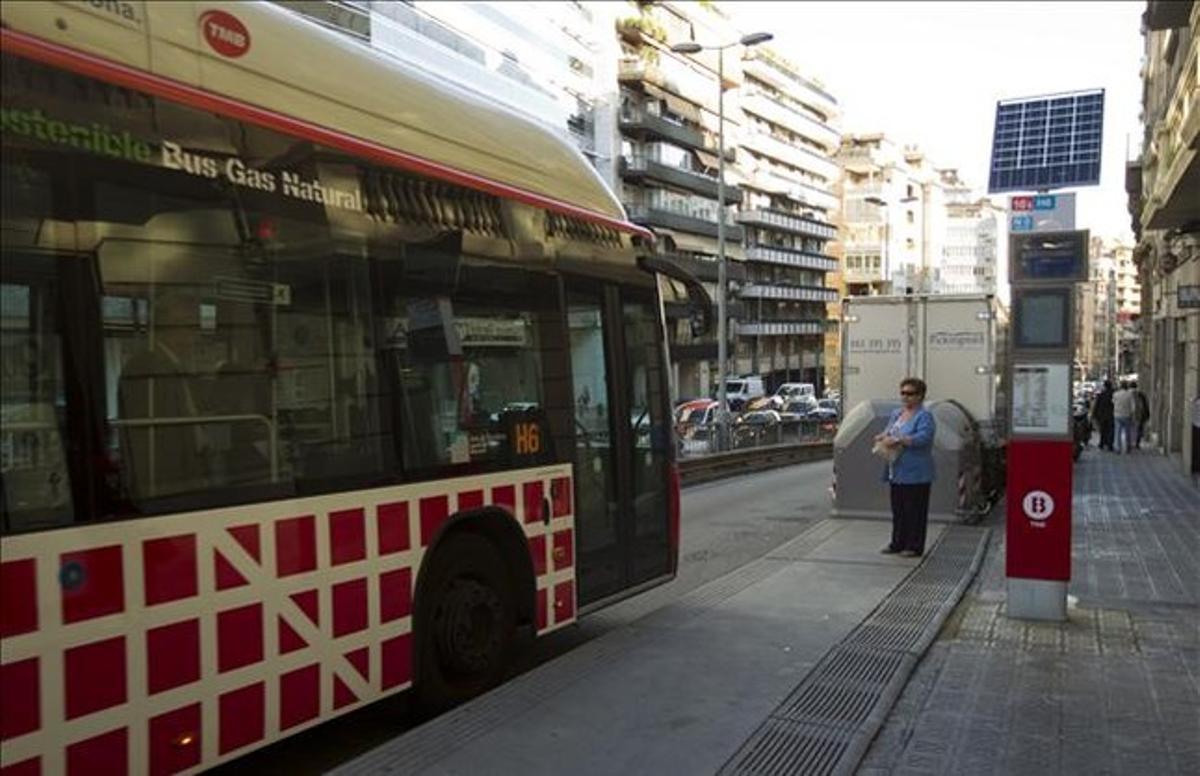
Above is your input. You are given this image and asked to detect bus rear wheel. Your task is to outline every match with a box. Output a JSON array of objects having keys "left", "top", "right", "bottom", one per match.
[{"left": 416, "top": 533, "right": 516, "bottom": 713}]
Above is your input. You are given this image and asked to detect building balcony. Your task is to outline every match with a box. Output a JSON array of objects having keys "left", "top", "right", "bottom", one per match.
[
  {"left": 661, "top": 252, "right": 747, "bottom": 284},
  {"left": 627, "top": 205, "right": 744, "bottom": 242},
  {"left": 744, "top": 245, "right": 838, "bottom": 272},
  {"left": 619, "top": 106, "right": 706, "bottom": 150},
  {"left": 742, "top": 166, "right": 839, "bottom": 212},
  {"left": 621, "top": 156, "right": 742, "bottom": 203},
  {"left": 739, "top": 284, "right": 839, "bottom": 303},
  {"left": 737, "top": 208, "right": 837, "bottom": 241},
  {"left": 736, "top": 320, "right": 826, "bottom": 337},
  {"left": 1140, "top": 29, "right": 1199, "bottom": 231},
  {"left": 742, "top": 91, "right": 841, "bottom": 153},
  {"left": 742, "top": 51, "right": 838, "bottom": 120},
  {"left": 741, "top": 131, "right": 839, "bottom": 182},
  {"left": 844, "top": 267, "right": 885, "bottom": 283}
]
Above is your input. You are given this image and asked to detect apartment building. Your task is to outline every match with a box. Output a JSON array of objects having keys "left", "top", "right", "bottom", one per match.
[
  {"left": 735, "top": 47, "right": 840, "bottom": 391},
  {"left": 1126, "top": 0, "right": 1198, "bottom": 475},
  {"left": 1084, "top": 237, "right": 1141, "bottom": 379}
]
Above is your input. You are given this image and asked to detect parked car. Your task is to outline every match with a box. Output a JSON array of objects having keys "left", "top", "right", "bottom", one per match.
[
  {"left": 782, "top": 396, "right": 819, "bottom": 417},
  {"left": 732, "top": 409, "right": 783, "bottom": 448},
  {"left": 811, "top": 398, "right": 840, "bottom": 421},
  {"left": 719, "top": 376, "right": 766, "bottom": 411}
]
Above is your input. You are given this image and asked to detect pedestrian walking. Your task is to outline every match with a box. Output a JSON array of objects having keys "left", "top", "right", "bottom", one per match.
[
  {"left": 875, "top": 377, "right": 936, "bottom": 558},
  {"left": 1133, "top": 381, "right": 1150, "bottom": 449},
  {"left": 1091, "top": 380, "right": 1115, "bottom": 451},
  {"left": 1113, "top": 380, "right": 1136, "bottom": 454}
]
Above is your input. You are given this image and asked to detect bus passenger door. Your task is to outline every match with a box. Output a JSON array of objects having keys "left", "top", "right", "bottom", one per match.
[
  {"left": 566, "top": 293, "right": 620, "bottom": 606},
  {"left": 567, "top": 288, "right": 672, "bottom": 607}
]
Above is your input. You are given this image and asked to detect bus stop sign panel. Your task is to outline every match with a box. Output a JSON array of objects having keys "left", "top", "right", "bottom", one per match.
[{"left": 1009, "top": 230, "right": 1089, "bottom": 283}]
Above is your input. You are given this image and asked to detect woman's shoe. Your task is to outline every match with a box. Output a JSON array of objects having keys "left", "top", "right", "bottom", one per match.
[
  {"left": 880, "top": 546, "right": 901, "bottom": 555},
  {"left": 899, "top": 550, "right": 922, "bottom": 558}
]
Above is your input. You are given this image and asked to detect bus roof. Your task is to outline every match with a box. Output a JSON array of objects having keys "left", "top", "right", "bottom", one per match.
[{"left": 0, "top": 1, "right": 643, "bottom": 237}]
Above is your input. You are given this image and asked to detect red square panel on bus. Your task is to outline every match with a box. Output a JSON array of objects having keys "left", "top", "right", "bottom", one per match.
[
  {"left": 278, "top": 617, "right": 307, "bottom": 655},
  {"left": 554, "top": 580, "right": 575, "bottom": 625},
  {"left": 67, "top": 728, "right": 127, "bottom": 776},
  {"left": 291, "top": 589, "right": 319, "bottom": 626},
  {"left": 523, "top": 481, "right": 544, "bottom": 524},
  {"left": 147, "top": 619, "right": 200, "bottom": 694},
  {"left": 333, "top": 676, "right": 358, "bottom": 710},
  {"left": 143, "top": 535, "right": 198, "bottom": 606},
  {"left": 376, "top": 501, "right": 410, "bottom": 555},
  {"left": 345, "top": 647, "right": 369, "bottom": 681},
  {"left": 148, "top": 703, "right": 201, "bottom": 776},
  {"left": 332, "top": 579, "right": 368, "bottom": 637},
  {"left": 457, "top": 490, "right": 484, "bottom": 511},
  {"left": 214, "top": 551, "right": 248, "bottom": 591},
  {"left": 64, "top": 637, "right": 126, "bottom": 719},
  {"left": 0, "top": 658, "right": 39, "bottom": 740},
  {"left": 329, "top": 508, "right": 366, "bottom": 566},
  {"left": 0, "top": 756, "right": 40, "bottom": 776},
  {"left": 280, "top": 664, "right": 320, "bottom": 731},
  {"left": 419, "top": 496, "right": 449, "bottom": 547},
  {"left": 551, "top": 477, "right": 572, "bottom": 518},
  {"left": 228, "top": 524, "right": 261, "bottom": 562},
  {"left": 528, "top": 535, "right": 547, "bottom": 577},
  {"left": 275, "top": 516, "right": 317, "bottom": 577},
  {"left": 552, "top": 530, "right": 574, "bottom": 571},
  {"left": 218, "top": 683, "right": 264, "bottom": 755},
  {"left": 535, "top": 588, "right": 548, "bottom": 631},
  {"left": 381, "top": 633, "right": 412, "bottom": 689},
  {"left": 60, "top": 545, "right": 124, "bottom": 624},
  {"left": 491, "top": 485, "right": 516, "bottom": 515},
  {"left": 217, "top": 605, "right": 263, "bottom": 673},
  {"left": 0, "top": 559, "right": 37, "bottom": 637},
  {"left": 379, "top": 568, "right": 412, "bottom": 622}
]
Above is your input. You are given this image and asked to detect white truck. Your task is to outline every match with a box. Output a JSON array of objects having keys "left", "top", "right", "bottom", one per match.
[
  {"left": 835, "top": 294, "right": 1009, "bottom": 520},
  {"left": 840, "top": 294, "right": 1009, "bottom": 445}
]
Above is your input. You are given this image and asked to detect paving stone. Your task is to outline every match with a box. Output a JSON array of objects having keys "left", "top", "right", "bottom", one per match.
[{"left": 859, "top": 452, "right": 1200, "bottom": 775}]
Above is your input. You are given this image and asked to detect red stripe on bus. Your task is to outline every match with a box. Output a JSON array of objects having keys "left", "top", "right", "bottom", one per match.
[{"left": 0, "top": 28, "right": 654, "bottom": 240}]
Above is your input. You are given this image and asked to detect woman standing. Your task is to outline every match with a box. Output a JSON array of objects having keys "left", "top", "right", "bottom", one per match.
[{"left": 875, "top": 378, "right": 937, "bottom": 558}]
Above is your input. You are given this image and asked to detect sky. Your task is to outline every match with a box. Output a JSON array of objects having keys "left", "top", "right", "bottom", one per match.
[{"left": 730, "top": 1, "right": 1144, "bottom": 243}]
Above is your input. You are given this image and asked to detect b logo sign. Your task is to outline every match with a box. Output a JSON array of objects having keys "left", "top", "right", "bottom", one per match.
[{"left": 1021, "top": 490, "right": 1055, "bottom": 523}]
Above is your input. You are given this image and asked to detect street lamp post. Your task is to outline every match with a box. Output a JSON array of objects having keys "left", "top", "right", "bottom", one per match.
[{"left": 671, "top": 31, "right": 772, "bottom": 450}]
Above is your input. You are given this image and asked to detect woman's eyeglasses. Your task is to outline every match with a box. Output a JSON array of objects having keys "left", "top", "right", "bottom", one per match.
[{"left": 900, "top": 390, "right": 918, "bottom": 396}]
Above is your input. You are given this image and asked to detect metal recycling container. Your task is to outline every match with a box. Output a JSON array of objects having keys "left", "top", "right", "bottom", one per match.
[{"left": 831, "top": 399, "right": 986, "bottom": 523}]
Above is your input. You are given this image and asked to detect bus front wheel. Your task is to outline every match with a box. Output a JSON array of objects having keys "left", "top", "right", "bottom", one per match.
[{"left": 416, "top": 532, "right": 516, "bottom": 713}]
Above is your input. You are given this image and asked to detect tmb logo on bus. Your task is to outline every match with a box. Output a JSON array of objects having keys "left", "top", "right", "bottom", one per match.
[{"left": 200, "top": 9, "right": 251, "bottom": 58}]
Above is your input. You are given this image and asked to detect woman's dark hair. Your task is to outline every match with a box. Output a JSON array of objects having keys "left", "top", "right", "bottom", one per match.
[{"left": 900, "top": 377, "right": 927, "bottom": 398}]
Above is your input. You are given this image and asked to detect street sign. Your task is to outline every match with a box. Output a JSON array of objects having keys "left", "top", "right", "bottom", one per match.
[
  {"left": 1009, "top": 193, "right": 1075, "bottom": 232},
  {"left": 988, "top": 89, "right": 1105, "bottom": 193}
]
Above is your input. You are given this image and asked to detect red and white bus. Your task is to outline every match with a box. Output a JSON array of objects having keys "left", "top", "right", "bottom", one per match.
[{"left": 0, "top": 3, "right": 695, "bottom": 772}]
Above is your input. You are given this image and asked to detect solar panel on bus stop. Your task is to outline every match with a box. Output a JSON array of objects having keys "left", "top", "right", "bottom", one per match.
[{"left": 988, "top": 89, "right": 1104, "bottom": 193}]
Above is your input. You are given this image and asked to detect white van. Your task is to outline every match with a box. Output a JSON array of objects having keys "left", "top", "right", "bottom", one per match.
[
  {"left": 774, "top": 382, "right": 815, "bottom": 402},
  {"left": 720, "top": 376, "right": 765, "bottom": 411}
]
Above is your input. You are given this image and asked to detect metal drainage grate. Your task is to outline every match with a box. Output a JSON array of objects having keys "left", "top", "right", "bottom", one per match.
[{"left": 720, "top": 525, "right": 990, "bottom": 776}]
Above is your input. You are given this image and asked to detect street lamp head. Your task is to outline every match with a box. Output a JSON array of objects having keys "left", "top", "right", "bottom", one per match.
[
  {"left": 739, "top": 32, "right": 773, "bottom": 47},
  {"left": 670, "top": 41, "right": 703, "bottom": 54}
]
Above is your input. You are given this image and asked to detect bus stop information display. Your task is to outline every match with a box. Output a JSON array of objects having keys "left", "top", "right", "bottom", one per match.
[
  {"left": 1010, "top": 230, "right": 1089, "bottom": 282},
  {"left": 1013, "top": 287, "right": 1072, "bottom": 350}
]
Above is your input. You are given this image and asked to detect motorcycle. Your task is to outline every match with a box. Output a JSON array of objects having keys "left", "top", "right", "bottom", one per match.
[{"left": 1072, "top": 402, "right": 1092, "bottom": 461}]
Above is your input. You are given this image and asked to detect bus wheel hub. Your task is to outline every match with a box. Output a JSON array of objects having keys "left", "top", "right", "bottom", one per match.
[{"left": 435, "top": 578, "right": 503, "bottom": 675}]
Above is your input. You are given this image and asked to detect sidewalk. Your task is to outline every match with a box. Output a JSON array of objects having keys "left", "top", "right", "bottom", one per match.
[
  {"left": 334, "top": 519, "right": 988, "bottom": 776},
  {"left": 860, "top": 448, "right": 1200, "bottom": 775}
]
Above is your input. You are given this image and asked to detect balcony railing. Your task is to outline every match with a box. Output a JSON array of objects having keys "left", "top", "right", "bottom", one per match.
[
  {"left": 739, "top": 284, "right": 839, "bottom": 302},
  {"left": 622, "top": 156, "right": 742, "bottom": 202},
  {"left": 742, "top": 91, "right": 841, "bottom": 152},
  {"left": 737, "top": 209, "right": 837, "bottom": 240},
  {"left": 742, "top": 132, "right": 839, "bottom": 182},
  {"left": 626, "top": 205, "right": 744, "bottom": 242},
  {"left": 736, "top": 320, "right": 826, "bottom": 336},
  {"left": 742, "top": 52, "right": 838, "bottom": 116},
  {"left": 743, "top": 245, "right": 837, "bottom": 272},
  {"left": 619, "top": 106, "right": 706, "bottom": 150}
]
